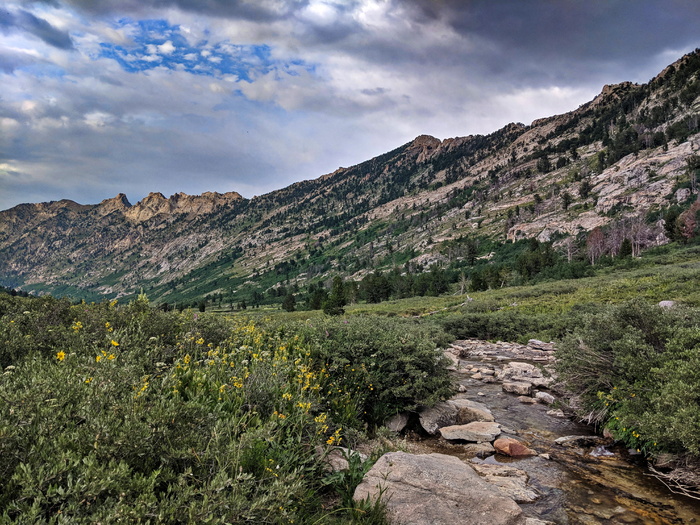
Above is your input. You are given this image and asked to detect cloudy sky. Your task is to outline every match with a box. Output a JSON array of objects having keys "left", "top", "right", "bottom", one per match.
[{"left": 1, "top": 0, "right": 699, "bottom": 210}]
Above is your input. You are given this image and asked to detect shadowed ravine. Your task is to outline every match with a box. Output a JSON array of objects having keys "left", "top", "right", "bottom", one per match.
[{"left": 406, "top": 340, "right": 700, "bottom": 524}]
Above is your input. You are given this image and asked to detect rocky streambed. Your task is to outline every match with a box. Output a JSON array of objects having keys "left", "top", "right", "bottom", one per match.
[{"left": 353, "top": 339, "right": 700, "bottom": 525}]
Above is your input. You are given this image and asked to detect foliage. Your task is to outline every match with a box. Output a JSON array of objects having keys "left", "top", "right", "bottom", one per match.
[
  {"left": 556, "top": 300, "right": 700, "bottom": 456},
  {"left": 0, "top": 296, "right": 404, "bottom": 523},
  {"left": 288, "top": 316, "right": 454, "bottom": 429}
]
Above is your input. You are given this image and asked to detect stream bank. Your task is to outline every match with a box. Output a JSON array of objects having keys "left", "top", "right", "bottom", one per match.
[{"left": 355, "top": 339, "right": 700, "bottom": 524}]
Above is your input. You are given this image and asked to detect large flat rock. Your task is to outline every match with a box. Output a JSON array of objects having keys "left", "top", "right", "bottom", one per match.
[
  {"left": 439, "top": 421, "right": 501, "bottom": 443},
  {"left": 354, "top": 452, "right": 523, "bottom": 525}
]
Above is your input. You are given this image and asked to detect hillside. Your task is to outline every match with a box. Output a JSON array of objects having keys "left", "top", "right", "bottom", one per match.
[{"left": 1, "top": 50, "right": 699, "bottom": 305}]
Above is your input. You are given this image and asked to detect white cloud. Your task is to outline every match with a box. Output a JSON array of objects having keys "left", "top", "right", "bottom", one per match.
[{"left": 158, "top": 40, "right": 176, "bottom": 55}]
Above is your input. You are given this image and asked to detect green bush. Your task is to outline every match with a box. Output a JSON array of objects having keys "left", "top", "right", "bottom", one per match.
[
  {"left": 0, "top": 297, "right": 395, "bottom": 523},
  {"left": 556, "top": 300, "right": 700, "bottom": 456},
  {"left": 289, "top": 316, "right": 454, "bottom": 429}
]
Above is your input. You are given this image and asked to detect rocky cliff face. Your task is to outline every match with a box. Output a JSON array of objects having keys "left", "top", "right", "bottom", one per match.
[{"left": 1, "top": 50, "right": 699, "bottom": 301}]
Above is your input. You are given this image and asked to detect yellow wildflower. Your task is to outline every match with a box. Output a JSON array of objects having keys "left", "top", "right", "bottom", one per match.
[
  {"left": 282, "top": 392, "right": 293, "bottom": 401},
  {"left": 107, "top": 354, "right": 116, "bottom": 360},
  {"left": 95, "top": 355, "right": 102, "bottom": 362},
  {"left": 111, "top": 340, "right": 119, "bottom": 347},
  {"left": 56, "top": 351, "right": 66, "bottom": 361}
]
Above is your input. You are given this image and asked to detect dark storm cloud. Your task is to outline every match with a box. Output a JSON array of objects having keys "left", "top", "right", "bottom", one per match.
[
  {"left": 0, "top": 8, "right": 74, "bottom": 49},
  {"left": 37, "top": 0, "right": 311, "bottom": 22},
  {"left": 406, "top": 0, "right": 700, "bottom": 81}
]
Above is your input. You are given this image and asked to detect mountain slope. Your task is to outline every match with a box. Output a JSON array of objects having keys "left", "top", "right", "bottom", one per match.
[{"left": 1, "top": 50, "right": 699, "bottom": 303}]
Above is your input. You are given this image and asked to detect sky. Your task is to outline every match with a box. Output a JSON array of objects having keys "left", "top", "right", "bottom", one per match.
[{"left": 1, "top": 1, "right": 699, "bottom": 211}]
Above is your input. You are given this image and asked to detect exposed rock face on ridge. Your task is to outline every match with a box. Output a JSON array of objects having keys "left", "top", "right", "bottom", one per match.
[{"left": 123, "top": 191, "right": 242, "bottom": 223}]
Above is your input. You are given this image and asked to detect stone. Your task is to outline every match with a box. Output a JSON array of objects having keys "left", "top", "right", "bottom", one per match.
[
  {"left": 442, "top": 350, "right": 460, "bottom": 371},
  {"left": 547, "top": 409, "right": 566, "bottom": 418},
  {"left": 518, "top": 396, "right": 537, "bottom": 404},
  {"left": 527, "top": 339, "right": 556, "bottom": 352},
  {"left": 418, "top": 399, "right": 494, "bottom": 434},
  {"left": 555, "top": 435, "right": 606, "bottom": 448},
  {"left": 463, "top": 442, "right": 496, "bottom": 458},
  {"left": 494, "top": 437, "right": 537, "bottom": 457},
  {"left": 525, "top": 519, "right": 556, "bottom": 525},
  {"left": 354, "top": 452, "right": 523, "bottom": 525},
  {"left": 440, "top": 421, "right": 501, "bottom": 443},
  {"left": 321, "top": 447, "right": 368, "bottom": 472},
  {"left": 535, "top": 391, "right": 556, "bottom": 405},
  {"left": 653, "top": 453, "right": 678, "bottom": 469},
  {"left": 472, "top": 463, "right": 540, "bottom": 504},
  {"left": 418, "top": 402, "right": 458, "bottom": 435},
  {"left": 472, "top": 372, "right": 484, "bottom": 380},
  {"left": 451, "top": 398, "right": 495, "bottom": 423},
  {"left": 658, "top": 300, "right": 676, "bottom": 309},
  {"left": 386, "top": 412, "right": 410, "bottom": 433},
  {"left": 498, "top": 362, "right": 554, "bottom": 388},
  {"left": 457, "top": 384, "right": 468, "bottom": 393},
  {"left": 503, "top": 381, "right": 533, "bottom": 396},
  {"left": 676, "top": 187, "right": 691, "bottom": 203}
]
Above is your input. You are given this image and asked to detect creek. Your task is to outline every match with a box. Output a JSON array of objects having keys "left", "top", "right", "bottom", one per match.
[{"left": 407, "top": 339, "right": 700, "bottom": 524}]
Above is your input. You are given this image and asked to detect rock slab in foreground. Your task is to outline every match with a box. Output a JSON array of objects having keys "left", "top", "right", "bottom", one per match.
[{"left": 354, "top": 452, "right": 523, "bottom": 525}]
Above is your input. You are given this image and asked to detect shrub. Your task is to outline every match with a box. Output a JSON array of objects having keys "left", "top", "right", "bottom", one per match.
[
  {"left": 556, "top": 300, "right": 700, "bottom": 457},
  {"left": 0, "top": 297, "right": 390, "bottom": 523},
  {"left": 289, "top": 316, "right": 454, "bottom": 429}
]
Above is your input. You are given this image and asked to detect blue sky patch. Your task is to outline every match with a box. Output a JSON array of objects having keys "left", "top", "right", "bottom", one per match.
[{"left": 97, "top": 18, "right": 308, "bottom": 81}]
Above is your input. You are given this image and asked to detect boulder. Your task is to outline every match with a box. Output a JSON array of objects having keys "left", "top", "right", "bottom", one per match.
[
  {"left": 354, "top": 452, "right": 523, "bottom": 525},
  {"left": 472, "top": 463, "right": 540, "bottom": 503},
  {"left": 503, "top": 381, "right": 533, "bottom": 396},
  {"left": 535, "top": 392, "right": 556, "bottom": 405},
  {"left": 527, "top": 339, "right": 556, "bottom": 352},
  {"left": 386, "top": 412, "right": 410, "bottom": 433},
  {"left": 418, "top": 402, "right": 457, "bottom": 435},
  {"left": 498, "top": 362, "right": 554, "bottom": 388},
  {"left": 494, "top": 437, "right": 537, "bottom": 458},
  {"left": 442, "top": 349, "right": 460, "bottom": 371},
  {"left": 440, "top": 421, "right": 501, "bottom": 443},
  {"left": 451, "top": 398, "right": 495, "bottom": 423},
  {"left": 418, "top": 399, "right": 494, "bottom": 434},
  {"left": 463, "top": 442, "right": 496, "bottom": 458}
]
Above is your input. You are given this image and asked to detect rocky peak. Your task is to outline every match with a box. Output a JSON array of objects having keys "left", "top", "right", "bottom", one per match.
[
  {"left": 590, "top": 81, "right": 637, "bottom": 108},
  {"left": 124, "top": 192, "right": 172, "bottom": 223},
  {"left": 409, "top": 135, "right": 442, "bottom": 163},
  {"left": 95, "top": 193, "right": 132, "bottom": 217},
  {"left": 124, "top": 190, "right": 244, "bottom": 223}
]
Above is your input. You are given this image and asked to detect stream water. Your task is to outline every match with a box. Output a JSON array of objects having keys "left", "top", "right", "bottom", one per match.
[{"left": 408, "top": 342, "right": 700, "bottom": 524}]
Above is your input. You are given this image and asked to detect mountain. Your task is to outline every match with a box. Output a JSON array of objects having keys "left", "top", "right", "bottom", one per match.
[{"left": 1, "top": 51, "right": 699, "bottom": 305}]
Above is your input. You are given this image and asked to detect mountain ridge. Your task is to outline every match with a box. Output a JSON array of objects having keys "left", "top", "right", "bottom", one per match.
[{"left": 1, "top": 50, "right": 699, "bottom": 304}]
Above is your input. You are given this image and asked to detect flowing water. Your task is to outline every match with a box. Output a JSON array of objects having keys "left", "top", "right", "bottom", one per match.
[{"left": 409, "top": 345, "right": 700, "bottom": 524}]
